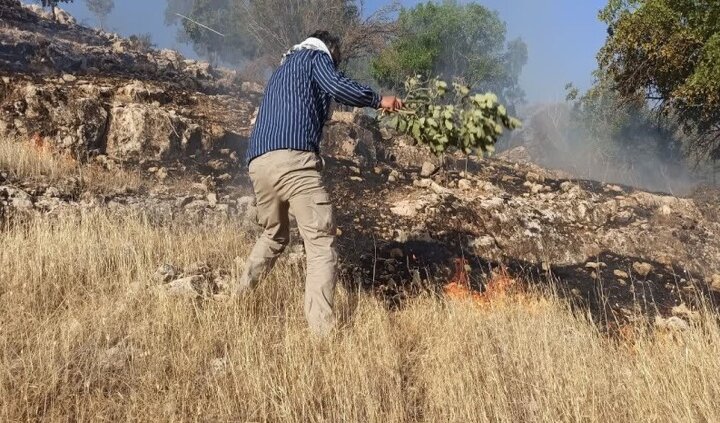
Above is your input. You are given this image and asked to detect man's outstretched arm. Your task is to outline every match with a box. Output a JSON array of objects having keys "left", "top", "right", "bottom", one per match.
[{"left": 312, "top": 53, "right": 402, "bottom": 111}]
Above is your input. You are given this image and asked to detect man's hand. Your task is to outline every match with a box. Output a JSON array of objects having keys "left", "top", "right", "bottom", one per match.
[{"left": 380, "top": 96, "right": 403, "bottom": 111}]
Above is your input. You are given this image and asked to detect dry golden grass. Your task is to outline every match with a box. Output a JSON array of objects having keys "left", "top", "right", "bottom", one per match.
[
  {"left": 1, "top": 210, "right": 720, "bottom": 422},
  {"left": 0, "top": 137, "right": 144, "bottom": 193}
]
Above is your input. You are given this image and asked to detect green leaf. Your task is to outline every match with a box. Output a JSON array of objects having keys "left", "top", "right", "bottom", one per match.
[
  {"left": 412, "top": 123, "right": 421, "bottom": 139},
  {"left": 398, "top": 119, "right": 408, "bottom": 133}
]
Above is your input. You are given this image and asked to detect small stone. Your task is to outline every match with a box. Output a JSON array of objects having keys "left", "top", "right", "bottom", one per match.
[
  {"left": 44, "top": 186, "right": 61, "bottom": 197},
  {"left": 585, "top": 261, "right": 607, "bottom": 270},
  {"left": 658, "top": 205, "right": 672, "bottom": 216},
  {"left": 11, "top": 196, "right": 33, "bottom": 210},
  {"left": 709, "top": 274, "right": 720, "bottom": 292},
  {"left": 530, "top": 184, "right": 544, "bottom": 194},
  {"left": 390, "top": 200, "right": 421, "bottom": 217},
  {"left": 420, "top": 161, "right": 438, "bottom": 178},
  {"left": 154, "top": 264, "right": 179, "bottom": 283},
  {"left": 560, "top": 181, "right": 574, "bottom": 192},
  {"left": 458, "top": 179, "right": 472, "bottom": 190},
  {"left": 414, "top": 178, "right": 432, "bottom": 188},
  {"left": 207, "top": 193, "right": 218, "bottom": 207},
  {"left": 349, "top": 166, "right": 361, "bottom": 175},
  {"left": 632, "top": 262, "right": 654, "bottom": 277},
  {"left": 62, "top": 74, "right": 77, "bottom": 82},
  {"left": 430, "top": 181, "right": 452, "bottom": 195},
  {"left": 655, "top": 316, "right": 690, "bottom": 332},
  {"left": 207, "top": 159, "right": 229, "bottom": 172},
  {"left": 605, "top": 184, "right": 623, "bottom": 193},
  {"left": 163, "top": 276, "right": 206, "bottom": 298},
  {"left": 374, "top": 166, "right": 383, "bottom": 175},
  {"left": 672, "top": 303, "right": 700, "bottom": 321},
  {"left": 613, "top": 269, "right": 629, "bottom": 279},
  {"left": 217, "top": 173, "right": 232, "bottom": 182},
  {"left": 525, "top": 171, "right": 545, "bottom": 183},
  {"left": 156, "top": 167, "right": 168, "bottom": 181},
  {"left": 388, "top": 170, "right": 400, "bottom": 182},
  {"left": 350, "top": 176, "right": 363, "bottom": 182},
  {"left": 394, "top": 230, "right": 409, "bottom": 243}
]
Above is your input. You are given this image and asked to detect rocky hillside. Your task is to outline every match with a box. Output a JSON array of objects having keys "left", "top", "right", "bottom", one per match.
[
  {"left": 2, "top": 0, "right": 720, "bottom": 328},
  {"left": 1, "top": 0, "right": 258, "bottom": 168}
]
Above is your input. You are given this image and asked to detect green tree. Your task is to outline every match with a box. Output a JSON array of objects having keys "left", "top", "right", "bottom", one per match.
[
  {"left": 371, "top": 1, "right": 527, "bottom": 108},
  {"left": 38, "top": 0, "right": 73, "bottom": 21},
  {"left": 163, "top": 0, "right": 396, "bottom": 68},
  {"left": 598, "top": 0, "right": 720, "bottom": 160},
  {"left": 84, "top": 0, "right": 114, "bottom": 29}
]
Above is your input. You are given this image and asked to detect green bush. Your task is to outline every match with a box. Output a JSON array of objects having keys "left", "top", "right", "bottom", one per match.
[{"left": 380, "top": 76, "right": 521, "bottom": 156}]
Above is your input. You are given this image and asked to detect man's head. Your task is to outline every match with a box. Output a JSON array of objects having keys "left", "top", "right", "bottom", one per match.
[{"left": 309, "top": 30, "right": 341, "bottom": 67}]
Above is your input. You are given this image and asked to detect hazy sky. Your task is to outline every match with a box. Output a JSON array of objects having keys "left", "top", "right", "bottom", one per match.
[{"left": 33, "top": 0, "right": 608, "bottom": 103}]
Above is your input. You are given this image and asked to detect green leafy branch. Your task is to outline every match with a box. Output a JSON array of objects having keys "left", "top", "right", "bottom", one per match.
[{"left": 379, "top": 76, "right": 522, "bottom": 156}]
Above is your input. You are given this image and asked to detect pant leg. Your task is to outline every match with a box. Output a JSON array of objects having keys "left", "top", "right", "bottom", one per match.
[
  {"left": 237, "top": 158, "right": 290, "bottom": 293},
  {"left": 279, "top": 153, "right": 338, "bottom": 336},
  {"left": 293, "top": 194, "right": 337, "bottom": 336}
]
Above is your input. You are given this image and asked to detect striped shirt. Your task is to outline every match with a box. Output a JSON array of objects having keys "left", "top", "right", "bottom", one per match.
[{"left": 246, "top": 49, "right": 381, "bottom": 163}]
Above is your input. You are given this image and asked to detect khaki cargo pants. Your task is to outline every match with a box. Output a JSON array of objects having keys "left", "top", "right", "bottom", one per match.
[{"left": 238, "top": 149, "right": 337, "bottom": 336}]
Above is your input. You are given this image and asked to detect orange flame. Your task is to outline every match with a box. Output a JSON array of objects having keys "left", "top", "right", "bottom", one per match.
[
  {"left": 444, "top": 259, "right": 516, "bottom": 305},
  {"left": 30, "top": 133, "right": 53, "bottom": 155}
]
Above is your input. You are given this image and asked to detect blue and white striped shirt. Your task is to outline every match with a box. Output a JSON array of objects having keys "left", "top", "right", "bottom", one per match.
[{"left": 246, "top": 49, "right": 381, "bottom": 163}]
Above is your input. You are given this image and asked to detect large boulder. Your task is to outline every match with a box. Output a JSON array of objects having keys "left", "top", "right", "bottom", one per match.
[
  {"left": 11, "top": 83, "right": 109, "bottom": 155},
  {"left": 322, "top": 113, "right": 381, "bottom": 166},
  {"left": 105, "top": 104, "right": 201, "bottom": 160}
]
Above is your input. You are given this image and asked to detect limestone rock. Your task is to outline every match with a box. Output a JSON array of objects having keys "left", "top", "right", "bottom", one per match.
[
  {"left": 154, "top": 264, "right": 179, "bottom": 283},
  {"left": 632, "top": 262, "right": 654, "bottom": 278},
  {"left": 420, "top": 161, "right": 438, "bottom": 178},
  {"left": 710, "top": 274, "right": 720, "bottom": 292},
  {"left": 458, "top": 179, "right": 472, "bottom": 190},
  {"left": 163, "top": 276, "right": 208, "bottom": 298},
  {"left": 105, "top": 104, "right": 190, "bottom": 160}
]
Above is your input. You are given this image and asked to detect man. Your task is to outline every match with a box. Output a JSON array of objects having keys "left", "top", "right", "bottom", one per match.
[{"left": 237, "top": 31, "right": 402, "bottom": 335}]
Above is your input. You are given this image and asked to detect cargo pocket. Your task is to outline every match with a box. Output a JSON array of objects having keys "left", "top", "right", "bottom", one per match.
[{"left": 310, "top": 192, "right": 335, "bottom": 236}]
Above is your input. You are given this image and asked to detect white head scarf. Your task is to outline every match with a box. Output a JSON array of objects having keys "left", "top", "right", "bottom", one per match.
[{"left": 280, "top": 37, "right": 333, "bottom": 65}]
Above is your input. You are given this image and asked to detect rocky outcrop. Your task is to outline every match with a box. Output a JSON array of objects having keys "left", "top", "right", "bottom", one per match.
[
  {"left": 105, "top": 103, "right": 201, "bottom": 160},
  {"left": 0, "top": 3, "right": 258, "bottom": 163}
]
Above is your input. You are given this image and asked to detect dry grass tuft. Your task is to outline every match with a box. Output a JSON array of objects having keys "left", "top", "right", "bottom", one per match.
[
  {"left": 0, "top": 135, "right": 78, "bottom": 180},
  {"left": 1, "top": 210, "right": 720, "bottom": 422},
  {"left": 0, "top": 136, "right": 144, "bottom": 192}
]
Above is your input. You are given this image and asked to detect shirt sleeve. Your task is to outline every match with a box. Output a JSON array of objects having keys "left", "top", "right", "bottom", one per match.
[{"left": 312, "top": 52, "right": 381, "bottom": 109}]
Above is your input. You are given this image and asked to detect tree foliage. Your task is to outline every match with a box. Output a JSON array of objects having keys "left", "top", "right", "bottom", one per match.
[
  {"left": 163, "top": 0, "right": 396, "bottom": 68},
  {"left": 598, "top": 0, "right": 720, "bottom": 159},
  {"left": 566, "top": 78, "right": 685, "bottom": 168},
  {"left": 84, "top": 0, "right": 114, "bottom": 29},
  {"left": 38, "top": 0, "right": 73, "bottom": 20},
  {"left": 381, "top": 76, "right": 521, "bottom": 156},
  {"left": 371, "top": 1, "right": 527, "bottom": 108},
  {"left": 39, "top": 0, "right": 73, "bottom": 7}
]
